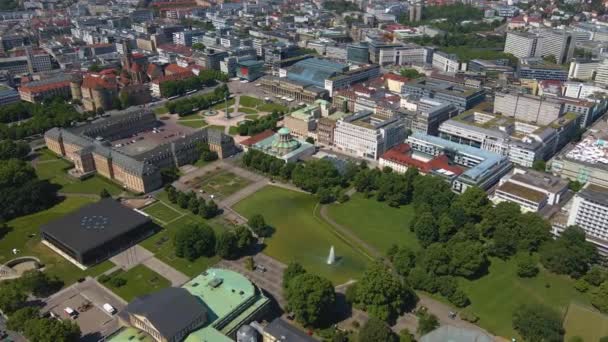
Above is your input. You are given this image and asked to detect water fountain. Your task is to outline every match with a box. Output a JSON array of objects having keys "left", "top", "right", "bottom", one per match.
[{"left": 327, "top": 246, "right": 335, "bottom": 265}]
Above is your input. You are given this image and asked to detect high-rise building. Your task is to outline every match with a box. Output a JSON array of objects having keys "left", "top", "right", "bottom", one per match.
[
  {"left": 568, "top": 59, "right": 600, "bottom": 81},
  {"left": 504, "top": 32, "right": 540, "bottom": 59},
  {"left": 537, "top": 30, "right": 575, "bottom": 64},
  {"left": 594, "top": 59, "right": 608, "bottom": 86},
  {"left": 566, "top": 184, "right": 608, "bottom": 253}
]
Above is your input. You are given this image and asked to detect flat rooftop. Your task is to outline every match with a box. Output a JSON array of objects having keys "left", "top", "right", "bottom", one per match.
[
  {"left": 40, "top": 199, "right": 151, "bottom": 254},
  {"left": 496, "top": 181, "right": 546, "bottom": 203},
  {"left": 565, "top": 135, "right": 608, "bottom": 168}
]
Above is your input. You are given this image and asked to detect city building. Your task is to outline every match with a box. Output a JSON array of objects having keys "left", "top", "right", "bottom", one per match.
[
  {"left": 44, "top": 109, "right": 236, "bottom": 193},
  {"left": 246, "top": 128, "right": 315, "bottom": 163},
  {"left": 255, "top": 318, "right": 317, "bottom": 342},
  {"left": 346, "top": 42, "right": 369, "bottom": 64},
  {"left": 19, "top": 74, "right": 72, "bottom": 103},
  {"left": 493, "top": 92, "right": 564, "bottom": 125},
  {"left": 235, "top": 60, "right": 264, "bottom": 81},
  {"left": 401, "top": 78, "right": 485, "bottom": 113},
  {"left": 432, "top": 51, "right": 465, "bottom": 73},
  {"left": 504, "top": 30, "right": 575, "bottom": 64},
  {"left": 110, "top": 268, "right": 271, "bottom": 342},
  {"left": 379, "top": 142, "right": 464, "bottom": 176},
  {"left": 565, "top": 184, "right": 608, "bottom": 253},
  {"left": 283, "top": 100, "right": 331, "bottom": 138},
  {"left": 260, "top": 76, "right": 329, "bottom": 104},
  {"left": 324, "top": 64, "right": 381, "bottom": 97},
  {"left": 173, "top": 30, "right": 205, "bottom": 47},
  {"left": 40, "top": 198, "right": 153, "bottom": 268},
  {"left": 493, "top": 168, "right": 569, "bottom": 213},
  {"left": 518, "top": 59, "right": 569, "bottom": 81},
  {"left": 407, "top": 132, "right": 513, "bottom": 193},
  {"left": 402, "top": 97, "right": 459, "bottom": 135},
  {"left": 333, "top": 110, "right": 406, "bottom": 160},
  {"left": 504, "top": 31, "right": 540, "bottom": 59},
  {"left": 568, "top": 59, "right": 599, "bottom": 81},
  {"left": 550, "top": 131, "right": 608, "bottom": 188},
  {"left": 0, "top": 88, "right": 20, "bottom": 106},
  {"left": 72, "top": 72, "right": 119, "bottom": 112}
]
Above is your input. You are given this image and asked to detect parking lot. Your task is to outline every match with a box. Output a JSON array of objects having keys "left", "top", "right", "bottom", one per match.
[{"left": 42, "top": 278, "right": 126, "bottom": 341}]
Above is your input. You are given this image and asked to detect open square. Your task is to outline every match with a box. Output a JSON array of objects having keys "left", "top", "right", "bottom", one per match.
[{"left": 103, "top": 264, "right": 171, "bottom": 302}]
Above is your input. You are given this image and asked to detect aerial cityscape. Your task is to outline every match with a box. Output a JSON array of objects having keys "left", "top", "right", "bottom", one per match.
[{"left": 0, "top": 0, "right": 607, "bottom": 341}]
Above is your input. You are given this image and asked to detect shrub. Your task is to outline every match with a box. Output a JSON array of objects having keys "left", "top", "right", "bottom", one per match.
[
  {"left": 98, "top": 274, "right": 111, "bottom": 283},
  {"left": 459, "top": 309, "right": 479, "bottom": 323},
  {"left": 109, "top": 277, "right": 127, "bottom": 288}
]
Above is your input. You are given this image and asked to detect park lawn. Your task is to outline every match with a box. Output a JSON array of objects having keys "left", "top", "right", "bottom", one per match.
[
  {"left": 187, "top": 169, "right": 251, "bottom": 201},
  {"left": 142, "top": 201, "right": 182, "bottom": 224},
  {"left": 258, "top": 103, "right": 288, "bottom": 113},
  {"left": 206, "top": 125, "right": 225, "bottom": 132},
  {"left": 1, "top": 197, "right": 114, "bottom": 285},
  {"left": 233, "top": 186, "right": 370, "bottom": 285},
  {"left": 139, "top": 190, "right": 224, "bottom": 277},
  {"left": 105, "top": 265, "right": 170, "bottom": 302},
  {"left": 36, "top": 148, "right": 61, "bottom": 162},
  {"left": 177, "top": 120, "right": 207, "bottom": 129},
  {"left": 228, "top": 126, "right": 239, "bottom": 135},
  {"left": 211, "top": 98, "right": 235, "bottom": 110},
  {"left": 239, "top": 95, "right": 264, "bottom": 108},
  {"left": 238, "top": 107, "right": 258, "bottom": 115},
  {"left": 35, "top": 158, "right": 125, "bottom": 196},
  {"left": 458, "top": 254, "right": 592, "bottom": 338},
  {"left": 177, "top": 112, "right": 202, "bottom": 120},
  {"left": 564, "top": 303, "right": 608, "bottom": 341},
  {"left": 245, "top": 114, "right": 259, "bottom": 120},
  {"left": 326, "top": 193, "right": 419, "bottom": 254},
  {"left": 154, "top": 107, "right": 168, "bottom": 115}
]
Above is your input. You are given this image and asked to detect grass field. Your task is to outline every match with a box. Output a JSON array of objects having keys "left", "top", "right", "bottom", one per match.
[
  {"left": 459, "top": 254, "right": 592, "bottom": 338},
  {"left": 206, "top": 125, "right": 225, "bottom": 132},
  {"left": 258, "top": 103, "right": 288, "bottom": 113},
  {"left": 186, "top": 169, "right": 251, "bottom": 201},
  {"left": 35, "top": 156, "right": 125, "bottom": 196},
  {"left": 1, "top": 197, "right": 114, "bottom": 285},
  {"left": 564, "top": 303, "right": 608, "bottom": 341},
  {"left": 228, "top": 126, "right": 239, "bottom": 135},
  {"left": 177, "top": 112, "right": 202, "bottom": 120},
  {"left": 326, "top": 193, "right": 419, "bottom": 253},
  {"left": 211, "top": 98, "right": 235, "bottom": 110},
  {"left": 239, "top": 96, "right": 264, "bottom": 108},
  {"left": 154, "top": 107, "right": 168, "bottom": 115},
  {"left": 238, "top": 107, "right": 258, "bottom": 115},
  {"left": 139, "top": 191, "right": 222, "bottom": 277},
  {"left": 104, "top": 265, "right": 170, "bottom": 302},
  {"left": 245, "top": 114, "right": 259, "bottom": 120},
  {"left": 143, "top": 202, "right": 182, "bottom": 224},
  {"left": 234, "top": 186, "right": 370, "bottom": 284}
]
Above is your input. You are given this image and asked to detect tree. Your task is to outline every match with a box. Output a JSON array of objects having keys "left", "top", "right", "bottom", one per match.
[
  {"left": 317, "top": 187, "right": 335, "bottom": 204},
  {"left": 24, "top": 318, "right": 80, "bottom": 342},
  {"left": 583, "top": 265, "right": 607, "bottom": 286},
  {"left": 399, "top": 68, "right": 423, "bottom": 79},
  {"left": 177, "top": 192, "right": 190, "bottom": 209},
  {"left": 248, "top": 214, "right": 272, "bottom": 237},
  {"left": 448, "top": 241, "right": 487, "bottom": 278},
  {"left": 19, "top": 270, "right": 63, "bottom": 297},
  {"left": 0, "top": 283, "right": 27, "bottom": 314},
  {"left": 542, "top": 54, "right": 557, "bottom": 64},
  {"left": 0, "top": 140, "right": 30, "bottom": 160},
  {"left": 234, "top": 226, "right": 254, "bottom": 250},
  {"left": 353, "top": 261, "right": 417, "bottom": 322},
  {"left": 414, "top": 212, "right": 438, "bottom": 248},
  {"left": 516, "top": 255, "right": 539, "bottom": 278},
  {"left": 99, "top": 189, "right": 111, "bottom": 198},
  {"left": 358, "top": 317, "right": 397, "bottom": 342},
  {"left": 215, "top": 230, "right": 238, "bottom": 259},
  {"left": 392, "top": 247, "right": 416, "bottom": 277},
  {"left": 285, "top": 273, "right": 336, "bottom": 327},
  {"left": 119, "top": 91, "right": 134, "bottom": 109},
  {"left": 399, "top": 329, "right": 415, "bottom": 342},
  {"left": 512, "top": 304, "right": 563, "bottom": 342},
  {"left": 540, "top": 226, "right": 598, "bottom": 278},
  {"left": 417, "top": 311, "right": 439, "bottom": 335},
  {"left": 173, "top": 223, "right": 216, "bottom": 261},
  {"left": 7, "top": 307, "right": 38, "bottom": 332},
  {"left": 200, "top": 200, "right": 219, "bottom": 219},
  {"left": 450, "top": 186, "right": 489, "bottom": 224},
  {"left": 192, "top": 43, "right": 205, "bottom": 50},
  {"left": 592, "top": 281, "right": 608, "bottom": 313},
  {"left": 305, "top": 137, "right": 315, "bottom": 144},
  {"left": 448, "top": 289, "right": 470, "bottom": 307},
  {"left": 532, "top": 160, "right": 547, "bottom": 172},
  {"left": 283, "top": 262, "right": 307, "bottom": 291}
]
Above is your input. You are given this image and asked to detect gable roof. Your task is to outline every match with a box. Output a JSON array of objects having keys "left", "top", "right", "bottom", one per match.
[{"left": 121, "top": 287, "right": 207, "bottom": 340}]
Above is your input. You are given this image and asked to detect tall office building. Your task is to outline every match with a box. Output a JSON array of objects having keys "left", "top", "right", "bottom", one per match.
[
  {"left": 595, "top": 59, "right": 608, "bottom": 86},
  {"left": 504, "top": 32, "right": 540, "bottom": 59},
  {"left": 566, "top": 184, "right": 608, "bottom": 253},
  {"left": 537, "top": 30, "right": 575, "bottom": 64}
]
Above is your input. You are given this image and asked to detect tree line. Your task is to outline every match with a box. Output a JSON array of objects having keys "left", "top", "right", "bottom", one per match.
[
  {"left": 164, "top": 84, "right": 230, "bottom": 116},
  {"left": 174, "top": 222, "right": 255, "bottom": 261},
  {"left": 237, "top": 110, "right": 283, "bottom": 136},
  {"left": 165, "top": 185, "right": 220, "bottom": 220},
  {"left": 160, "top": 70, "right": 228, "bottom": 98},
  {"left": 0, "top": 270, "right": 80, "bottom": 342}
]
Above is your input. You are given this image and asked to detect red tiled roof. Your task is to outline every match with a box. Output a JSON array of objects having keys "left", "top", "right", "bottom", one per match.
[
  {"left": 151, "top": 71, "right": 195, "bottom": 85},
  {"left": 19, "top": 80, "right": 71, "bottom": 94},
  {"left": 82, "top": 73, "right": 117, "bottom": 90},
  {"left": 380, "top": 143, "right": 463, "bottom": 175},
  {"left": 384, "top": 73, "right": 409, "bottom": 83},
  {"left": 157, "top": 44, "right": 193, "bottom": 57},
  {"left": 164, "top": 63, "right": 189, "bottom": 75},
  {"left": 240, "top": 130, "right": 275, "bottom": 147}
]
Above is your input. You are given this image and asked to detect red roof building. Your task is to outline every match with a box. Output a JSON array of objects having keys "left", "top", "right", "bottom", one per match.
[
  {"left": 240, "top": 130, "right": 275, "bottom": 149},
  {"left": 379, "top": 143, "right": 463, "bottom": 176}
]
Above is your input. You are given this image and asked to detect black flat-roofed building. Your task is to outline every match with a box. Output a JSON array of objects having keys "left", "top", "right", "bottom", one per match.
[{"left": 41, "top": 199, "right": 153, "bottom": 266}]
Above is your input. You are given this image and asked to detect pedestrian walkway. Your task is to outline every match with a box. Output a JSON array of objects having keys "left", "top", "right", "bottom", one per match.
[{"left": 110, "top": 245, "right": 189, "bottom": 286}]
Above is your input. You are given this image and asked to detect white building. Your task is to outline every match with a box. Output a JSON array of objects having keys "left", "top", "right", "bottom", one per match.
[
  {"left": 333, "top": 110, "right": 406, "bottom": 159},
  {"left": 568, "top": 59, "right": 600, "bottom": 81},
  {"left": 504, "top": 31, "right": 539, "bottom": 59},
  {"left": 566, "top": 184, "right": 608, "bottom": 251},
  {"left": 493, "top": 168, "right": 569, "bottom": 212},
  {"left": 432, "top": 51, "right": 465, "bottom": 73}
]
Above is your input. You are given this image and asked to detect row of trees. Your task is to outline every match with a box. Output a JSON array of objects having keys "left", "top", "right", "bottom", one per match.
[
  {"left": 173, "top": 222, "right": 254, "bottom": 261},
  {"left": 165, "top": 185, "right": 220, "bottom": 219},
  {"left": 0, "top": 270, "right": 80, "bottom": 342},
  {"left": 164, "top": 84, "right": 230, "bottom": 116},
  {"left": 0, "top": 98, "right": 88, "bottom": 140},
  {"left": 237, "top": 110, "right": 283, "bottom": 136},
  {"left": 160, "top": 70, "right": 229, "bottom": 98}
]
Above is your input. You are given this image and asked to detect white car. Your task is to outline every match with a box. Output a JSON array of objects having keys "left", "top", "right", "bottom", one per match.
[
  {"left": 103, "top": 303, "right": 116, "bottom": 315},
  {"left": 64, "top": 307, "right": 78, "bottom": 319}
]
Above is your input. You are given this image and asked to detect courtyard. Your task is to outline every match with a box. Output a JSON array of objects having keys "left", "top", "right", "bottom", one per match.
[
  {"left": 101, "top": 264, "right": 171, "bottom": 302},
  {"left": 184, "top": 169, "right": 252, "bottom": 201}
]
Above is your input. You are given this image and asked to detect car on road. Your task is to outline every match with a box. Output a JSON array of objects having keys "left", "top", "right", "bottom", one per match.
[
  {"left": 103, "top": 303, "right": 116, "bottom": 315},
  {"left": 64, "top": 307, "right": 78, "bottom": 319}
]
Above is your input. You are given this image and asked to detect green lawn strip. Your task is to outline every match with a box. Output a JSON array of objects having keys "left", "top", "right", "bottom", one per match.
[
  {"left": 211, "top": 99, "right": 235, "bottom": 110},
  {"left": 177, "top": 120, "right": 208, "bottom": 129},
  {"left": 206, "top": 125, "right": 225, "bottom": 132},
  {"left": 188, "top": 170, "right": 251, "bottom": 200},
  {"left": 36, "top": 148, "right": 61, "bottom": 162},
  {"left": 35, "top": 158, "right": 124, "bottom": 196},
  {"left": 233, "top": 186, "right": 369, "bottom": 284},
  {"left": 258, "top": 103, "right": 288, "bottom": 113},
  {"left": 154, "top": 107, "right": 168, "bottom": 115},
  {"left": 0, "top": 197, "right": 115, "bottom": 286},
  {"left": 104, "top": 265, "right": 171, "bottom": 302},
  {"left": 177, "top": 112, "right": 203, "bottom": 121},
  {"left": 458, "top": 254, "right": 592, "bottom": 338},
  {"left": 228, "top": 126, "right": 239, "bottom": 135},
  {"left": 564, "top": 303, "right": 608, "bottom": 341},
  {"left": 238, "top": 107, "right": 258, "bottom": 115},
  {"left": 325, "top": 193, "right": 419, "bottom": 254},
  {"left": 245, "top": 114, "right": 259, "bottom": 120},
  {"left": 239, "top": 96, "right": 264, "bottom": 108}
]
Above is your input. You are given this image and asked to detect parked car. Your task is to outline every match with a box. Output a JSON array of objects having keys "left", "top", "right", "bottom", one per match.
[{"left": 103, "top": 303, "right": 116, "bottom": 315}]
